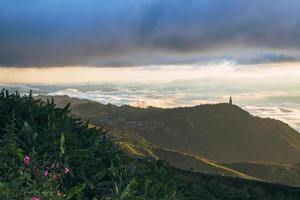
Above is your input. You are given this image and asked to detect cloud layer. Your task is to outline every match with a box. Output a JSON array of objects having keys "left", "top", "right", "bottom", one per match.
[{"left": 1, "top": 0, "right": 300, "bottom": 67}]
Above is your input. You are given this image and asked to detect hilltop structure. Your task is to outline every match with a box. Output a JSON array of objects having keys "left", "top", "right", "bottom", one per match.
[{"left": 229, "top": 96, "right": 233, "bottom": 104}]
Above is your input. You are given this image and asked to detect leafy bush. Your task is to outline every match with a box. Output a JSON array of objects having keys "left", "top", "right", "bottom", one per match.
[{"left": 0, "top": 90, "right": 187, "bottom": 199}]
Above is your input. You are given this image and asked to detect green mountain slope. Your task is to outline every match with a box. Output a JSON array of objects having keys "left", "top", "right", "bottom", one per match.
[
  {"left": 4, "top": 91, "right": 300, "bottom": 199},
  {"left": 154, "top": 147, "right": 300, "bottom": 186},
  {"left": 46, "top": 95, "right": 300, "bottom": 163},
  {"left": 39, "top": 95, "right": 300, "bottom": 186},
  {"left": 153, "top": 148, "right": 259, "bottom": 180},
  {"left": 223, "top": 162, "right": 300, "bottom": 186}
]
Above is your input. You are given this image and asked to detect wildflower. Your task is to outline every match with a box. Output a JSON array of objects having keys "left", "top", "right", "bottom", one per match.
[
  {"left": 64, "top": 167, "right": 70, "bottom": 174},
  {"left": 31, "top": 196, "right": 39, "bottom": 200},
  {"left": 44, "top": 170, "right": 49, "bottom": 176},
  {"left": 23, "top": 155, "right": 30, "bottom": 165}
]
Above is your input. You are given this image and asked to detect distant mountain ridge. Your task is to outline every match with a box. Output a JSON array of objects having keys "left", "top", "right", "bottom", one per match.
[{"left": 38, "top": 95, "right": 300, "bottom": 186}]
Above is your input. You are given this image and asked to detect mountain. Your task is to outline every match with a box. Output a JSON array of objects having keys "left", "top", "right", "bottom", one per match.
[
  {"left": 153, "top": 147, "right": 259, "bottom": 180},
  {"left": 223, "top": 162, "right": 300, "bottom": 186},
  {"left": 4, "top": 91, "right": 300, "bottom": 199},
  {"left": 38, "top": 95, "right": 300, "bottom": 186}
]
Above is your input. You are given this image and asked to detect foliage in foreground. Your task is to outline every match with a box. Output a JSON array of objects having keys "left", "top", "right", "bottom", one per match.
[{"left": 1, "top": 89, "right": 300, "bottom": 199}]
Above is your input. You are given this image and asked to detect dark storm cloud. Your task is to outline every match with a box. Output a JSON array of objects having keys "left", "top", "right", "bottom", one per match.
[{"left": 1, "top": 0, "right": 300, "bottom": 67}]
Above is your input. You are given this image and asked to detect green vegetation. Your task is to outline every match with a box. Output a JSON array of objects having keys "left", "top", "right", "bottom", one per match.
[
  {"left": 43, "top": 95, "right": 300, "bottom": 186},
  {"left": 2, "top": 90, "right": 300, "bottom": 199},
  {"left": 153, "top": 148, "right": 259, "bottom": 180},
  {"left": 223, "top": 162, "right": 300, "bottom": 187},
  {"left": 48, "top": 95, "right": 300, "bottom": 163},
  {"left": 0, "top": 90, "right": 183, "bottom": 199}
]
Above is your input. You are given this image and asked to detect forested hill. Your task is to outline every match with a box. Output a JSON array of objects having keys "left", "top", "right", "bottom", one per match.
[
  {"left": 47, "top": 95, "right": 300, "bottom": 164},
  {"left": 36, "top": 95, "right": 300, "bottom": 187},
  {"left": 2, "top": 91, "right": 300, "bottom": 199}
]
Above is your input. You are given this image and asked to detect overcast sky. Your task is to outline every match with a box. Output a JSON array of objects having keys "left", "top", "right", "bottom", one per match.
[{"left": 1, "top": 0, "right": 300, "bottom": 68}]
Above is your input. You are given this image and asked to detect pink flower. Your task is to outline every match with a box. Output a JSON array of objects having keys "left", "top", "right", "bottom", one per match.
[
  {"left": 23, "top": 155, "right": 30, "bottom": 165},
  {"left": 64, "top": 167, "right": 70, "bottom": 174},
  {"left": 31, "top": 196, "right": 39, "bottom": 200},
  {"left": 44, "top": 170, "right": 49, "bottom": 176}
]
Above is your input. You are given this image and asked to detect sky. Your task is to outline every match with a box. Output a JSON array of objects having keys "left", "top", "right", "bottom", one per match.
[
  {"left": 1, "top": 0, "right": 300, "bottom": 68},
  {"left": 1, "top": 0, "right": 300, "bottom": 131}
]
